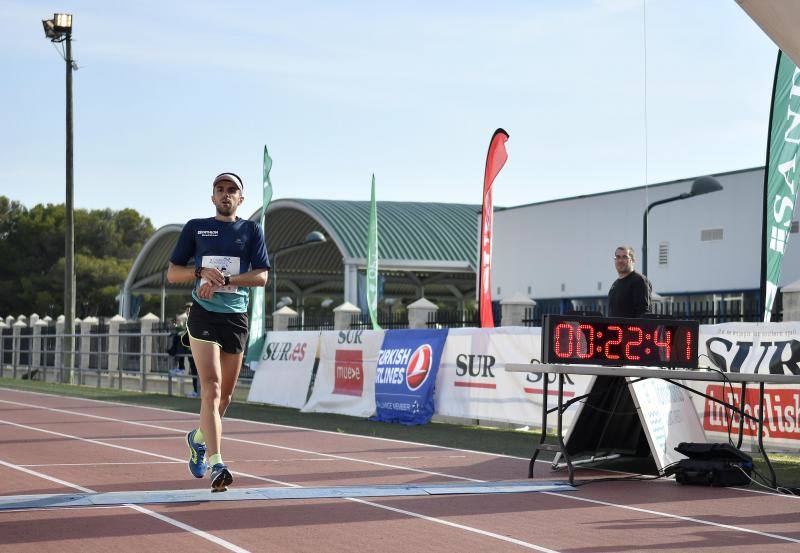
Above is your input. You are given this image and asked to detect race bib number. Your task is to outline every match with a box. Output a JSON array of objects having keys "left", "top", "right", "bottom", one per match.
[{"left": 200, "top": 256, "right": 240, "bottom": 293}]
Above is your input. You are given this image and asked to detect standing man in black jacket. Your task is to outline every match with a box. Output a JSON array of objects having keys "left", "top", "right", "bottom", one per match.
[{"left": 608, "top": 246, "right": 652, "bottom": 317}]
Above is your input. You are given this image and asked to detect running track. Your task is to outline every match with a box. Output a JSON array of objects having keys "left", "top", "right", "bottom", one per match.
[{"left": 0, "top": 387, "right": 798, "bottom": 552}]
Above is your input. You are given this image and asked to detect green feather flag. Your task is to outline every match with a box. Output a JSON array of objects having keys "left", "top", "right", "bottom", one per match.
[
  {"left": 244, "top": 145, "right": 274, "bottom": 363},
  {"left": 367, "top": 174, "right": 380, "bottom": 330}
]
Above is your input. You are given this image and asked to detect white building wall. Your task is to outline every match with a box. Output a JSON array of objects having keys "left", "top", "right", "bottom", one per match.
[{"left": 492, "top": 168, "right": 800, "bottom": 300}]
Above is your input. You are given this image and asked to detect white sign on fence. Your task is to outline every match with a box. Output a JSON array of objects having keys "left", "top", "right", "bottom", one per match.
[
  {"left": 302, "top": 329, "right": 384, "bottom": 417},
  {"left": 247, "top": 330, "right": 320, "bottom": 409},
  {"left": 434, "top": 327, "right": 593, "bottom": 429}
]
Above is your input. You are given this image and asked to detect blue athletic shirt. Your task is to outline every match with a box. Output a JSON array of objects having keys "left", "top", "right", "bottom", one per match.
[{"left": 169, "top": 217, "right": 270, "bottom": 313}]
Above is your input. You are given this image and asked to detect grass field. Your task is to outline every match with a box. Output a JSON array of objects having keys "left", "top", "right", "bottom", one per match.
[{"left": 1, "top": 377, "right": 798, "bottom": 493}]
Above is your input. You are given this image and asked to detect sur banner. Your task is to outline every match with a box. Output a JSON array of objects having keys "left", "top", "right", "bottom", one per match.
[
  {"left": 374, "top": 329, "right": 449, "bottom": 425},
  {"left": 247, "top": 330, "right": 319, "bottom": 409},
  {"left": 302, "top": 329, "right": 384, "bottom": 417},
  {"left": 434, "top": 327, "right": 593, "bottom": 429},
  {"left": 479, "top": 129, "right": 509, "bottom": 328},
  {"left": 245, "top": 146, "right": 275, "bottom": 363},
  {"left": 762, "top": 51, "right": 800, "bottom": 321},
  {"left": 367, "top": 175, "right": 380, "bottom": 330}
]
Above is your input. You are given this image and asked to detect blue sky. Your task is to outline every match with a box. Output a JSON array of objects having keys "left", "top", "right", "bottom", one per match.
[{"left": 0, "top": 0, "right": 778, "bottom": 228}]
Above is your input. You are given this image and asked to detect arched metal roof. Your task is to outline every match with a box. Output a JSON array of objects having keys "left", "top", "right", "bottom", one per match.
[
  {"left": 120, "top": 199, "right": 480, "bottom": 317},
  {"left": 265, "top": 199, "right": 480, "bottom": 272}
]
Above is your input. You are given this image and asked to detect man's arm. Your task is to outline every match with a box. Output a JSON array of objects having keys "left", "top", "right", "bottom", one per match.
[
  {"left": 230, "top": 268, "right": 268, "bottom": 288},
  {"left": 167, "top": 263, "right": 196, "bottom": 284},
  {"left": 632, "top": 276, "right": 651, "bottom": 316}
]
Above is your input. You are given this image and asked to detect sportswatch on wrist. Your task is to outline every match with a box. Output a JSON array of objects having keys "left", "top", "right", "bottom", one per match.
[
  {"left": 223, "top": 275, "right": 230, "bottom": 286},
  {"left": 194, "top": 266, "right": 203, "bottom": 279}
]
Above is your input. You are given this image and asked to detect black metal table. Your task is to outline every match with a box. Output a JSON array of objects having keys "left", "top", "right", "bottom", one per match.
[{"left": 505, "top": 363, "right": 799, "bottom": 486}]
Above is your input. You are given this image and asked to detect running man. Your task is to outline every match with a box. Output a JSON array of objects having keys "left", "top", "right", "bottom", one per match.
[{"left": 167, "top": 172, "right": 269, "bottom": 491}]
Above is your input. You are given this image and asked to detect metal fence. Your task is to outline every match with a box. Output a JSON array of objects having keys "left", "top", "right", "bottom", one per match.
[
  {"left": 428, "top": 304, "right": 502, "bottom": 328},
  {"left": 2, "top": 328, "right": 12, "bottom": 365},
  {"left": 0, "top": 323, "right": 252, "bottom": 397},
  {"left": 118, "top": 322, "right": 142, "bottom": 372},
  {"left": 521, "top": 299, "right": 777, "bottom": 326},
  {"left": 287, "top": 314, "right": 335, "bottom": 331},
  {"left": 350, "top": 312, "right": 408, "bottom": 329}
]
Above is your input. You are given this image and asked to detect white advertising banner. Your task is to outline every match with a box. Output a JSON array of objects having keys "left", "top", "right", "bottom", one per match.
[
  {"left": 434, "top": 327, "right": 593, "bottom": 429},
  {"left": 247, "top": 331, "right": 320, "bottom": 409},
  {"left": 693, "top": 322, "right": 800, "bottom": 452},
  {"left": 302, "top": 329, "right": 384, "bottom": 417},
  {"left": 628, "top": 378, "right": 707, "bottom": 469}
]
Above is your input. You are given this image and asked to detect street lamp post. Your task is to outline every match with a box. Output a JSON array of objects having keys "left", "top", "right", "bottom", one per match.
[
  {"left": 642, "top": 176, "right": 723, "bottom": 277},
  {"left": 270, "top": 231, "right": 327, "bottom": 315},
  {"left": 42, "top": 13, "right": 76, "bottom": 378}
]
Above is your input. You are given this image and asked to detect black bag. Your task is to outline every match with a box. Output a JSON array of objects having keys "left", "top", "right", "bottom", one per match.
[{"left": 664, "top": 443, "right": 753, "bottom": 487}]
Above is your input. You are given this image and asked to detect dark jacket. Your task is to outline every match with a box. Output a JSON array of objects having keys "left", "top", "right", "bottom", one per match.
[{"left": 608, "top": 271, "right": 652, "bottom": 317}]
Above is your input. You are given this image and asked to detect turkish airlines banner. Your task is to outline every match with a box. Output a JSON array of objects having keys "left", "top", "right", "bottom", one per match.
[
  {"left": 693, "top": 322, "right": 800, "bottom": 451},
  {"left": 374, "top": 329, "right": 449, "bottom": 425},
  {"left": 247, "top": 331, "right": 319, "bottom": 409},
  {"left": 302, "top": 329, "right": 384, "bottom": 417},
  {"left": 434, "top": 327, "right": 593, "bottom": 429}
]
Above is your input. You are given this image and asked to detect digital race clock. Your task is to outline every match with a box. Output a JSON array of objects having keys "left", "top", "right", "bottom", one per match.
[{"left": 542, "top": 314, "right": 699, "bottom": 369}]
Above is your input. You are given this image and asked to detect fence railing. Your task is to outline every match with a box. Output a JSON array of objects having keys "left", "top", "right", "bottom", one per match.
[
  {"left": 350, "top": 312, "right": 408, "bottom": 329},
  {"left": 521, "top": 300, "right": 775, "bottom": 326},
  {"left": 0, "top": 324, "right": 252, "bottom": 397},
  {"left": 428, "top": 304, "right": 502, "bottom": 328},
  {"left": 287, "top": 314, "right": 335, "bottom": 331}
]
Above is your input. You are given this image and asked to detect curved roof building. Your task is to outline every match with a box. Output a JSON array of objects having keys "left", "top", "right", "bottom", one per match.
[{"left": 120, "top": 199, "right": 480, "bottom": 318}]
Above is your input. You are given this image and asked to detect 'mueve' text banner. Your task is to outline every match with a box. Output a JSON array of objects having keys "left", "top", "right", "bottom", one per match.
[
  {"left": 434, "top": 327, "right": 592, "bottom": 429},
  {"left": 374, "top": 329, "right": 448, "bottom": 425},
  {"left": 302, "top": 329, "right": 384, "bottom": 417},
  {"left": 247, "top": 331, "right": 319, "bottom": 409}
]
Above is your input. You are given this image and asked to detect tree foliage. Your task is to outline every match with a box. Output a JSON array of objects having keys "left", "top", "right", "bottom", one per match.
[{"left": 0, "top": 196, "right": 155, "bottom": 318}]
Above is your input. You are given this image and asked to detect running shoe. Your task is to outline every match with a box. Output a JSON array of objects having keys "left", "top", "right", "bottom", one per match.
[
  {"left": 186, "top": 429, "right": 208, "bottom": 478},
  {"left": 210, "top": 463, "right": 233, "bottom": 492}
]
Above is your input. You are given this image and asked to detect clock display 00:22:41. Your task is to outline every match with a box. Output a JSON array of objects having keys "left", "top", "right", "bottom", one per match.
[{"left": 542, "top": 315, "right": 699, "bottom": 369}]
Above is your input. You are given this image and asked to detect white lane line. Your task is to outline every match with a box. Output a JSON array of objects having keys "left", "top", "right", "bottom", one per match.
[
  {"left": 349, "top": 497, "right": 559, "bottom": 553},
  {"left": 0, "top": 403, "right": 560, "bottom": 552},
  {"left": 5, "top": 387, "right": 795, "bottom": 499},
  {"left": 0, "top": 458, "right": 250, "bottom": 553},
  {"left": 0, "top": 418, "right": 297, "bottom": 487},
  {"left": 0, "top": 399, "right": 482, "bottom": 483},
  {"left": 20, "top": 459, "right": 336, "bottom": 468},
  {"left": 0, "top": 505, "right": 124, "bottom": 514},
  {"left": 540, "top": 491, "right": 800, "bottom": 544},
  {"left": 20, "top": 461, "right": 183, "bottom": 467},
  {"left": 2, "top": 391, "right": 798, "bottom": 545}
]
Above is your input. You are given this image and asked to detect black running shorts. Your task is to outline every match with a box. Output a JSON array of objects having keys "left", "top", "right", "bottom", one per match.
[{"left": 187, "top": 302, "right": 249, "bottom": 354}]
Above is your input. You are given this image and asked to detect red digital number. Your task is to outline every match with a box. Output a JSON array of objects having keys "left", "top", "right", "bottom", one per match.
[
  {"left": 604, "top": 325, "right": 622, "bottom": 360},
  {"left": 653, "top": 328, "right": 671, "bottom": 361},
  {"left": 577, "top": 324, "right": 594, "bottom": 359},
  {"left": 625, "top": 326, "right": 643, "bottom": 360},
  {"left": 685, "top": 330, "right": 693, "bottom": 361},
  {"left": 554, "top": 322, "right": 574, "bottom": 358}
]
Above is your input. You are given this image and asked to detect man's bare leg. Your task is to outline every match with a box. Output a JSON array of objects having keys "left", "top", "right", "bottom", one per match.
[{"left": 190, "top": 338, "right": 223, "bottom": 458}]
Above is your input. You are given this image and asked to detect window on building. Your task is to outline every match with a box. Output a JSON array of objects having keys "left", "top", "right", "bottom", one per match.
[
  {"left": 658, "top": 242, "right": 669, "bottom": 266},
  {"left": 701, "top": 228, "right": 724, "bottom": 241}
]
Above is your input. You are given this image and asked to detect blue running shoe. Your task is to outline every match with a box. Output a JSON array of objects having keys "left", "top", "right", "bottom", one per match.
[
  {"left": 210, "top": 463, "right": 233, "bottom": 492},
  {"left": 186, "top": 429, "right": 208, "bottom": 478}
]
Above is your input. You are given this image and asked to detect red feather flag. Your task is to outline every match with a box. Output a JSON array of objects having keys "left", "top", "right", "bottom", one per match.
[{"left": 479, "top": 128, "right": 509, "bottom": 328}]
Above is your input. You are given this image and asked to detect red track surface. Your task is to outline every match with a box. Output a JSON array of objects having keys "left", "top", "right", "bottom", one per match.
[{"left": 1, "top": 387, "right": 798, "bottom": 552}]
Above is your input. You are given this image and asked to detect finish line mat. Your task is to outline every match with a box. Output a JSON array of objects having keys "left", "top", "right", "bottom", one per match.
[{"left": 0, "top": 481, "right": 574, "bottom": 511}]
